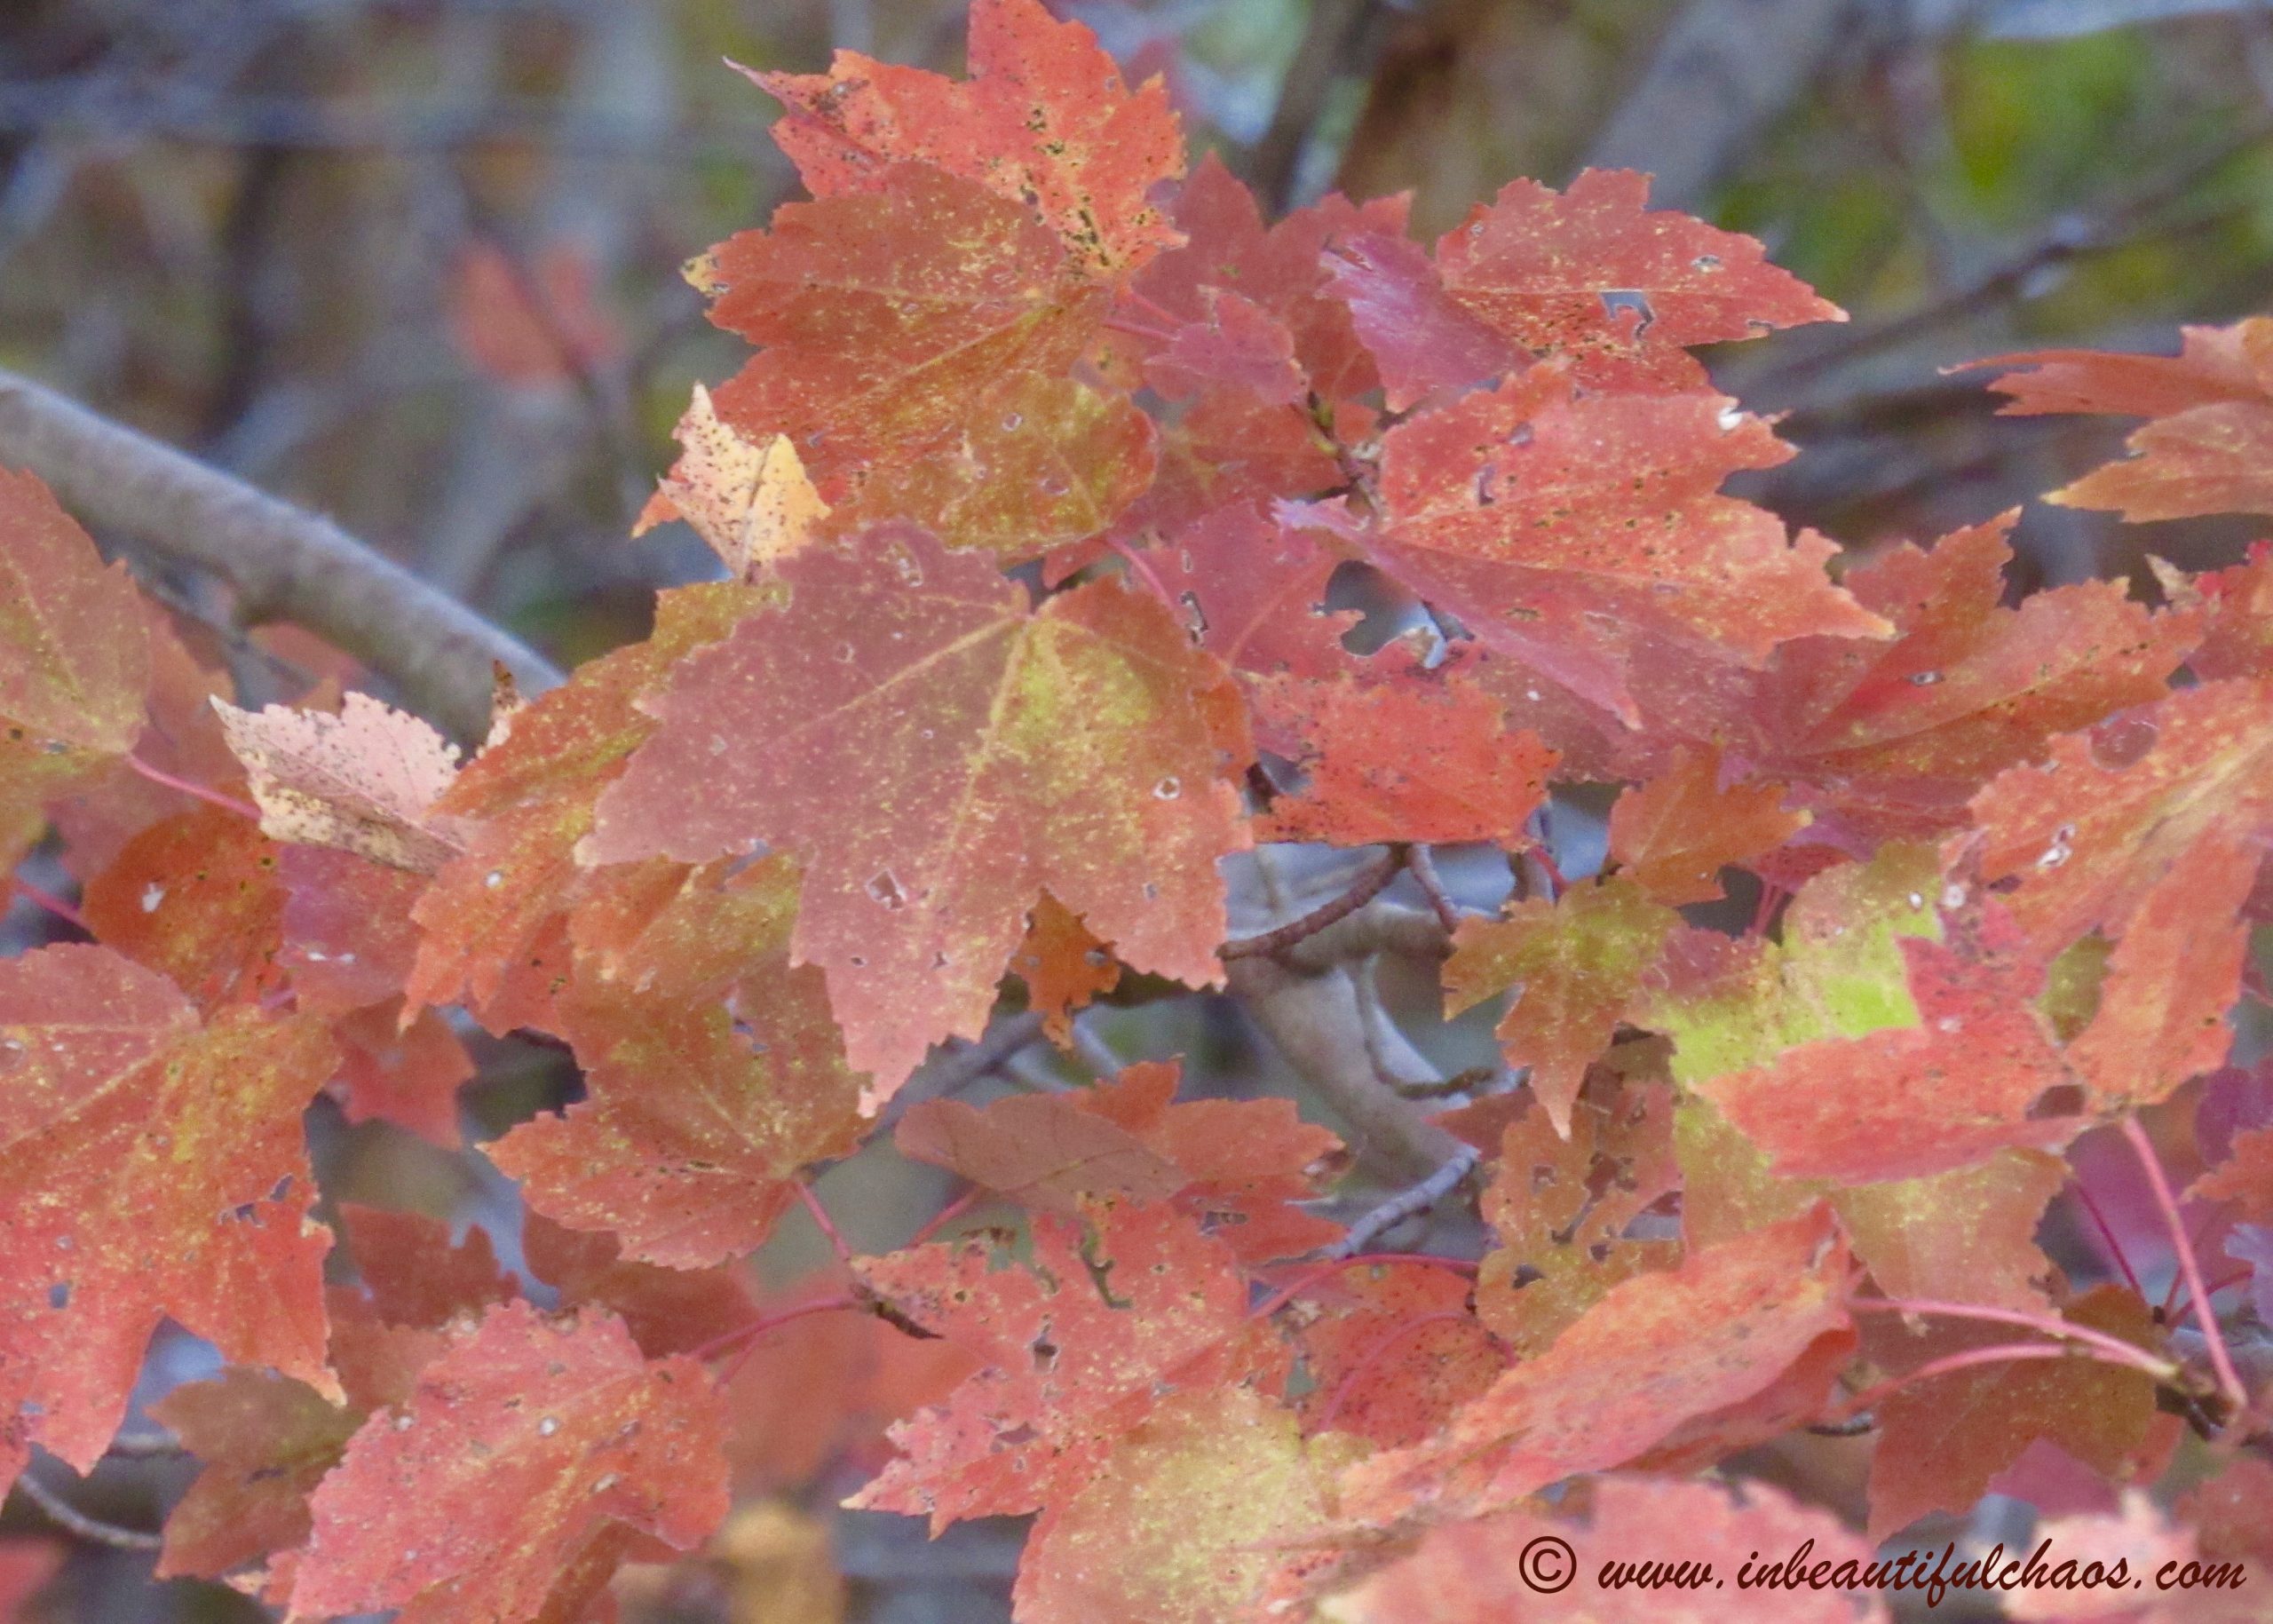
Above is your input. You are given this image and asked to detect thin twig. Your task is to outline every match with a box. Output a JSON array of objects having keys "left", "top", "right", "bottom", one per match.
[
  {"left": 125, "top": 753, "right": 260, "bottom": 822},
  {"left": 11, "top": 1469, "right": 163, "bottom": 1553},
  {"left": 2120, "top": 1116, "right": 2250, "bottom": 1411},
  {"left": 793, "top": 1181, "right": 854, "bottom": 1270},
  {"left": 1323, "top": 1144, "right": 1483, "bottom": 1261},
  {"left": 1849, "top": 1296, "right": 2179, "bottom": 1382},
  {"left": 1220, "top": 851, "right": 1404, "bottom": 961},
  {"left": 875, "top": 1010, "right": 1049, "bottom": 1131},
  {"left": 11, "top": 876, "right": 87, "bottom": 933},
  {"left": 905, "top": 1186, "right": 983, "bottom": 1251},
  {"left": 1832, "top": 1343, "right": 2109, "bottom": 1423},
  {"left": 1754, "top": 119, "right": 2273, "bottom": 392},
  {"left": 2069, "top": 1179, "right": 2148, "bottom": 1303},
  {"left": 0, "top": 368, "right": 561, "bottom": 741},
  {"left": 1404, "top": 844, "right": 1462, "bottom": 934}
]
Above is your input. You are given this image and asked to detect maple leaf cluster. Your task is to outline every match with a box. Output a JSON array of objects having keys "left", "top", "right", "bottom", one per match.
[{"left": 4, "top": 1, "right": 2271, "bottom": 1619}]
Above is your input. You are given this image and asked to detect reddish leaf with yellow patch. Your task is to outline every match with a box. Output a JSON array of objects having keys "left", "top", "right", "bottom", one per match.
[
  {"left": 0, "top": 467, "right": 151, "bottom": 761},
  {"left": 1445, "top": 877, "right": 1681, "bottom": 1137},
  {"left": 79, "top": 806, "right": 286, "bottom": 1010},
  {"left": 1341, "top": 365, "right": 1889, "bottom": 721},
  {"left": 289, "top": 1301, "right": 729, "bottom": 1624},
  {"left": 848, "top": 1200, "right": 1280, "bottom": 1529},
  {"left": 1292, "top": 1262, "right": 1505, "bottom": 1448},
  {"left": 1974, "top": 678, "right": 2273, "bottom": 957},
  {"left": 149, "top": 1368, "right": 362, "bottom": 1580},
  {"left": 1341, "top": 1207, "right": 1852, "bottom": 1526},
  {"left": 0, "top": 469, "right": 153, "bottom": 861},
  {"left": 698, "top": 160, "right": 1105, "bottom": 508},
  {"left": 1251, "top": 661, "right": 1557, "bottom": 846},
  {"left": 1865, "top": 1286, "right": 2160, "bottom": 1541},
  {"left": 406, "top": 582, "right": 764, "bottom": 1024},
  {"left": 586, "top": 527, "right": 1251, "bottom": 1104},
  {"left": 1608, "top": 746, "right": 1809, "bottom": 904},
  {"left": 1693, "top": 906, "right": 2075, "bottom": 1184},
  {"left": 2175, "top": 542, "right": 2273, "bottom": 680},
  {"left": 0, "top": 945, "right": 339, "bottom": 1495},
  {"left": 1474, "top": 1078, "right": 1682, "bottom": 1357},
  {"left": 752, "top": 0, "right": 1184, "bottom": 279},
  {"left": 485, "top": 854, "right": 864, "bottom": 1267},
  {"left": 826, "top": 373, "right": 1155, "bottom": 562},
  {"left": 488, "top": 883, "right": 867, "bottom": 1269},
  {"left": 1433, "top": 169, "right": 1845, "bottom": 392},
  {"left": 1013, "top": 1386, "right": 1342, "bottom": 1624}
]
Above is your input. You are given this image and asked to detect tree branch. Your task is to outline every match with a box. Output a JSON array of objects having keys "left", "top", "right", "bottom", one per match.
[
  {"left": 0, "top": 367, "right": 563, "bottom": 742},
  {"left": 11, "top": 1468, "right": 163, "bottom": 1553}
]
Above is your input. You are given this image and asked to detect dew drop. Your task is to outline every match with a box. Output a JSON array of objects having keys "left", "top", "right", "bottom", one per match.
[
  {"left": 538, "top": 1416, "right": 559, "bottom": 1437},
  {"left": 1153, "top": 777, "right": 1181, "bottom": 800},
  {"left": 1908, "top": 669, "right": 1943, "bottom": 686},
  {"left": 1906, "top": 893, "right": 1925, "bottom": 911},
  {"left": 592, "top": 1472, "right": 620, "bottom": 1494},
  {"left": 393, "top": 1414, "right": 415, "bottom": 1431},
  {"left": 1941, "top": 882, "right": 1968, "bottom": 909},
  {"left": 1039, "top": 474, "right": 1069, "bottom": 496},
  {"left": 139, "top": 882, "right": 165, "bottom": 914},
  {"left": 1468, "top": 221, "right": 1485, "bottom": 238},
  {"left": 1001, "top": 412, "right": 1024, "bottom": 432},
  {"left": 1936, "top": 1017, "right": 1962, "bottom": 1034},
  {"left": 2035, "top": 824, "right": 2076, "bottom": 870},
  {"left": 1525, "top": 688, "right": 1541, "bottom": 702},
  {"left": 709, "top": 734, "right": 728, "bottom": 756},
  {"left": 835, "top": 642, "right": 857, "bottom": 663},
  {"left": 866, "top": 870, "right": 907, "bottom": 910},
  {"left": 1715, "top": 406, "right": 1744, "bottom": 432},
  {"left": 1692, "top": 254, "right": 1723, "bottom": 271},
  {"left": 484, "top": 870, "right": 504, "bottom": 890}
]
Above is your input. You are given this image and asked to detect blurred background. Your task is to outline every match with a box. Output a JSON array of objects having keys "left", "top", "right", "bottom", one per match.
[{"left": 4, "top": 0, "right": 2273, "bottom": 1619}]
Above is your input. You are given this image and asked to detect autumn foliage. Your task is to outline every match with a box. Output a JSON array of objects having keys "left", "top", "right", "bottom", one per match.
[{"left": 4, "top": 0, "right": 2272, "bottom": 1618}]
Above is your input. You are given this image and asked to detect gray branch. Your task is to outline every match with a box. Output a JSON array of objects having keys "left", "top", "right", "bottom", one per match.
[{"left": 0, "top": 367, "right": 562, "bottom": 741}]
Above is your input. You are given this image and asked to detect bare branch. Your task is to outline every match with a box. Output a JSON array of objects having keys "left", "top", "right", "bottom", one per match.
[
  {"left": 103, "top": 1430, "right": 186, "bottom": 1459},
  {"left": 11, "top": 1468, "right": 163, "bottom": 1553},
  {"left": 1582, "top": 0, "right": 1855, "bottom": 210},
  {"left": 1404, "top": 845, "right": 1463, "bottom": 934},
  {"left": 1323, "top": 1143, "right": 1483, "bottom": 1259},
  {"left": 0, "top": 368, "right": 562, "bottom": 741},
  {"left": 1220, "top": 851, "right": 1403, "bottom": 961}
]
